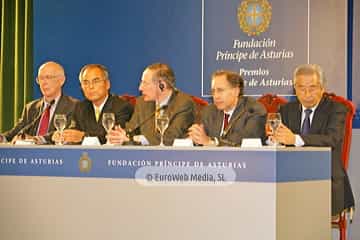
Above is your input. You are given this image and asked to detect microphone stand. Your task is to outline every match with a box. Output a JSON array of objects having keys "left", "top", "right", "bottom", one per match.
[
  {"left": 122, "top": 105, "right": 168, "bottom": 145},
  {"left": 17, "top": 100, "right": 55, "bottom": 140}
]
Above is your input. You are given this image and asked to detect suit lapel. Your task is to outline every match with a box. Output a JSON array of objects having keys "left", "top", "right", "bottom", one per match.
[
  {"left": 143, "top": 101, "right": 156, "bottom": 137},
  {"left": 83, "top": 100, "right": 97, "bottom": 127},
  {"left": 165, "top": 91, "right": 177, "bottom": 122},
  {"left": 223, "top": 97, "right": 246, "bottom": 136},
  {"left": 35, "top": 99, "right": 44, "bottom": 116},
  {"left": 229, "top": 97, "right": 246, "bottom": 125},
  {"left": 289, "top": 103, "right": 302, "bottom": 134},
  {"left": 215, "top": 110, "right": 224, "bottom": 135},
  {"left": 224, "top": 97, "right": 245, "bottom": 135},
  {"left": 310, "top": 98, "right": 327, "bottom": 133},
  {"left": 53, "top": 95, "right": 64, "bottom": 115},
  {"left": 100, "top": 95, "right": 113, "bottom": 121},
  {"left": 31, "top": 99, "right": 44, "bottom": 134}
]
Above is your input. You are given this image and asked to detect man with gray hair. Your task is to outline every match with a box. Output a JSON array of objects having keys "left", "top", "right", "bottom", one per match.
[
  {"left": 107, "top": 63, "right": 195, "bottom": 145},
  {"left": 271, "top": 64, "right": 354, "bottom": 216},
  {"left": 53, "top": 64, "right": 133, "bottom": 144},
  {"left": 0, "top": 61, "right": 78, "bottom": 144}
]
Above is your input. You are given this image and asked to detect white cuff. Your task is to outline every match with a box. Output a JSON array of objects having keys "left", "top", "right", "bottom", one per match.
[
  {"left": 294, "top": 134, "right": 305, "bottom": 147},
  {"left": 208, "top": 137, "right": 219, "bottom": 146}
]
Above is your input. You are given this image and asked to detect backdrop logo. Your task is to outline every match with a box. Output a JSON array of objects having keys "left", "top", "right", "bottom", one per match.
[
  {"left": 237, "top": 0, "right": 272, "bottom": 36},
  {"left": 79, "top": 152, "right": 92, "bottom": 173}
]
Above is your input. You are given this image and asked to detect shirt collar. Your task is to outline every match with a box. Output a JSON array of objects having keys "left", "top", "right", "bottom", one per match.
[
  {"left": 157, "top": 92, "right": 172, "bottom": 108},
  {"left": 42, "top": 94, "right": 61, "bottom": 109},
  {"left": 93, "top": 95, "right": 109, "bottom": 112},
  {"left": 301, "top": 104, "right": 318, "bottom": 114},
  {"left": 223, "top": 107, "right": 236, "bottom": 120}
]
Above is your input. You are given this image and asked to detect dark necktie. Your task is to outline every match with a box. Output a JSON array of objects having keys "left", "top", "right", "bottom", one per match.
[
  {"left": 223, "top": 113, "right": 230, "bottom": 132},
  {"left": 301, "top": 109, "right": 312, "bottom": 135},
  {"left": 38, "top": 104, "right": 51, "bottom": 136}
]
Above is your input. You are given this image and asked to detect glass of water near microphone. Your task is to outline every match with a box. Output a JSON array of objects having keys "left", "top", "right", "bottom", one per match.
[
  {"left": 102, "top": 113, "right": 115, "bottom": 145},
  {"left": 155, "top": 109, "right": 169, "bottom": 146},
  {"left": 266, "top": 113, "right": 282, "bottom": 146},
  {"left": 53, "top": 114, "right": 67, "bottom": 145}
]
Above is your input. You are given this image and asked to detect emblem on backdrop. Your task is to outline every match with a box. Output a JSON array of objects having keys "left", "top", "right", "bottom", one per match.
[
  {"left": 238, "top": 0, "right": 272, "bottom": 36},
  {"left": 79, "top": 152, "right": 92, "bottom": 173}
]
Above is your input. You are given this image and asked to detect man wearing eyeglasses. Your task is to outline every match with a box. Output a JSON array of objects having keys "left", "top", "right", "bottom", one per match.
[
  {"left": 0, "top": 61, "right": 78, "bottom": 144},
  {"left": 188, "top": 70, "right": 266, "bottom": 146},
  {"left": 271, "top": 64, "right": 354, "bottom": 217},
  {"left": 53, "top": 64, "right": 133, "bottom": 144}
]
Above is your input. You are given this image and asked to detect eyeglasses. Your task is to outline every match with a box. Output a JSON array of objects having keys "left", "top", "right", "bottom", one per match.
[
  {"left": 295, "top": 85, "right": 322, "bottom": 94},
  {"left": 36, "top": 75, "right": 63, "bottom": 83},
  {"left": 81, "top": 78, "right": 106, "bottom": 87}
]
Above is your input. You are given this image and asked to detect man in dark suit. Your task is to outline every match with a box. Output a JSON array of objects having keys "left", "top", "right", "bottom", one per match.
[
  {"left": 0, "top": 61, "right": 78, "bottom": 144},
  {"left": 272, "top": 64, "right": 354, "bottom": 216},
  {"left": 53, "top": 64, "right": 133, "bottom": 144},
  {"left": 108, "top": 63, "right": 195, "bottom": 145},
  {"left": 188, "top": 70, "right": 266, "bottom": 146}
]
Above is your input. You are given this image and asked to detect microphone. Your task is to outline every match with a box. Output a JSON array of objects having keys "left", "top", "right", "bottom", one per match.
[
  {"left": 123, "top": 104, "right": 168, "bottom": 145},
  {"left": 17, "top": 100, "right": 55, "bottom": 139}
]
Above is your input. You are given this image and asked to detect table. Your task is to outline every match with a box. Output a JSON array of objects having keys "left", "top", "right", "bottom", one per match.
[{"left": 0, "top": 145, "right": 331, "bottom": 240}]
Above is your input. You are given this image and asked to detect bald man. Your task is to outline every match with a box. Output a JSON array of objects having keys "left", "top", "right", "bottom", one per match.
[{"left": 0, "top": 61, "right": 78, "bottom": 144}]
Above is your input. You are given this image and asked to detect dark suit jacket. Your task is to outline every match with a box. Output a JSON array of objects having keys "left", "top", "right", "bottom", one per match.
[
  {"left": 126, "top": 90, "right": 196, "bottom": 145},
  {"left": 3, "top": 94, "right": 78, "bottom": 143},
  {"left": 280, "top": 96, "right": 355, "bottom": 215},
  {"left": 71, "top": 94, "right": 133, "bottom": 144},
  {"left": 201, "top": 96, "right": 267, "bottom": 146}
]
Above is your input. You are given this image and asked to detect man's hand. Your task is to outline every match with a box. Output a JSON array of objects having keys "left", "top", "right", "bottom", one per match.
[
  {"left": 60, "top": 129, "right": 85, "bottom": 143},
  {"left": 188, "top": 124, "right": 212, "bottom": 146},
  {"left": 107, "top": 125, "right": 129, "bottom": 145},
  {"left": 11, "top": 134, "right": 36, "bottom": 144},
  {"left": 273, "top": 123, "right": 296, "bottom": 145},
  {"left": 52, "top": 131, "right": 64, "bottom": 144}
]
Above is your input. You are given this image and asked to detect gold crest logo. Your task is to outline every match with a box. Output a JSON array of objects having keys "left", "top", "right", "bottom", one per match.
[
  {"left": 79, "top": 152, "right": 92, "bottom": 173},
  {"left": 238, "top": 0, "right": 272, "bottom": 36}
]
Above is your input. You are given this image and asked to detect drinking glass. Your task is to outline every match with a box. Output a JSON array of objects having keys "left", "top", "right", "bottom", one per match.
[
  {"left": 266, "top": 113, "right": 282, "bottom": 146},
  {"left": 102, "top": 113, "right": 115, "bottom": 144},
  {"left": 156, "top": 111, "right": 169, "bottom": 146},
  {"left": 54, "top": 114, "right": 67, "bottom": 145}
]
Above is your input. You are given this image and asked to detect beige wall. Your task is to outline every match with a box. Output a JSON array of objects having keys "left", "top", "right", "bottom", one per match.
[{"left": 310, "top": 0, "right": 347, "bottom": 96}]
